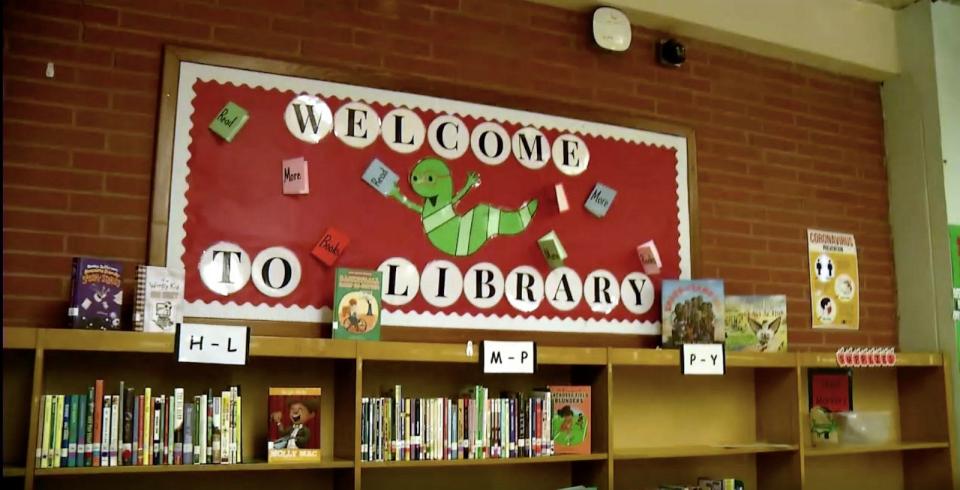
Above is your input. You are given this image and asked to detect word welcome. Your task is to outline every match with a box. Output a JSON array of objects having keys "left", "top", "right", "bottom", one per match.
[{"left": 284, "top": 96, "right": 591, "bottom": 176}]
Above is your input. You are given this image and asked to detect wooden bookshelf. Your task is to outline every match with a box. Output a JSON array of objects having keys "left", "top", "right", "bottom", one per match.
[{"left": 2, "top": 328, "right": 956, "bottom": 490}]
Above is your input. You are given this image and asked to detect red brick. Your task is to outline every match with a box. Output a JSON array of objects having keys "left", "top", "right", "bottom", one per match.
[
  {"left": 114, "top": 52, "right": 161, "bottom": 73},
  {"left": 75, "top": 68, "right": 158, "bottom": 93},
  {"left": 3, "top": 101, "right": 74, "bottom": 126},
  {"left": 181, "top": 3, "right": 271, "bottom": 29},
  {"left": 3, "top": 12, "right": 82, "bottom": 41},
  {"left": 83, "top": 26, "right": 166, "bottom": 52},
  {"left": 69, "top": 193, "right": 148, "bottom": 216},
  {"left": 67, "top": 235, "right": 146, "bottom": 259},
  {"left": 594, "top": 90, "right": 656, "bottom": 114},
  {"left": 3, "top": 210, "right": 100, "bottom": 234},
  {"left": 273, "top": 17, "right": 353, "bottom": 43},
  {"left": 3, "top": 253, "right": 74, "bottom": 275},
  {"left": 3, "top": 121, "right": 106, "bottom": 150},
  {"left": 7, "top": 1, "right": 119, "bottom": 26},
  {"left": 3, "top": 165, "right": 104, "bottom": 192},
  {"left": 2, "top": 56, "right": 76, "bottom": 82},
  {"left": 3, "top": 230, "right": 66, "bottom": 253},
  {"left": 119, "top": 11, "right": 211, "bottom": 40},
  {"left": 227, "top": 0, "right": 308, "bottom": 15},
  {"left": 112, "top": 93, "right": 158, "bottom": 115},
  {"left": 5, "top": 35, "right": 113, "bottom": 66},
  {"left": 2, "top": 275, "right": 66, "bottom": 298},
  {"left": 106, "top": 133, "right": 155, "bottom": 155},
  {"left": 2, "top": 186, "right": 70, "bottom": 210},
  {"left": 76, "top": 110, "right": 155, "bottom": 133},
  {"left": 73, "top": 151, "right": 152, "bottom": 175},
  {"left": 105, "top": 175, "right": 151, "bottom": 196},
  {"left": 102, "top": 217, "right": 148, "bottom": 238},
  {"left": 5, "top": 80, "right": 110, "bottom": 109},
  {"left": 2, "top": 297, "right": 69, "bottom": 326},
  {"left": 214, "top": 27, "right": 300, "bottom": 54}
]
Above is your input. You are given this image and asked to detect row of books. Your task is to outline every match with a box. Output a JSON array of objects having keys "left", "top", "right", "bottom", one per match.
[
  {"left": 661, "top": 478, "right": 745, "bottom": 490},
  {"left": 35, "top": 381, "right": 242, "bottom": 469},
  {"left": 360, "top": 385, "right": 591, "bottom": 462}
]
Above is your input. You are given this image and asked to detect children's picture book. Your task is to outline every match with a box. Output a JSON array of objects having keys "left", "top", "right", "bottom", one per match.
[
  {"left": 134, "top": 266, "right": 185, "bottom": 333},
  {"left": 68, "top": 257, "right": 123, "bottom": 330},
  {"left": 332, "top": 268, "right": 382, "bottom": 341},
  {"left": 661, "top": 280, "right": 725, "bottom": 348},
  {"left": 724, "top": 295, "right": 787, "bottom": 352},
  {"left": 548, "top": 385, "right": 590, "bottom": 455},
  {"left": 267, "top": 388, "right": 322, "bottom": 463}
]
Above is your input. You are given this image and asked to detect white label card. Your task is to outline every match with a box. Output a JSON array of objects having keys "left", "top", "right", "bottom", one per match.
[
  {"left": 482, "top": 340, "right": 536, "bottom": 374},
  {"left": 176, "top": 323, "right": 249, "bottom": 366},
  {"left": 680, "top": 343, "right": 725, "bottom": 375}
]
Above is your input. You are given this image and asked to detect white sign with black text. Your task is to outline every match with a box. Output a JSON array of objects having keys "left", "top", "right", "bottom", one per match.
[
  {"left": 176, "top": 323, "right": 250, "bottom": 366},
  {"left": 482, "top": 340, "right": 536, "bottom": 374},
  {"left": 680, "top": 343, "right": 725, "bottom": 375}
]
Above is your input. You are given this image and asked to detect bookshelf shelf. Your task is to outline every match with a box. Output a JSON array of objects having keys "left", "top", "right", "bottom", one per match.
[
  {"left": 32, "top": 459, "right": 354, "bottom": 476},
  {"left": 3, "top": 328, "right": 956, "bottom": 490},
  {"left": 361, "top": 453, "right": 607, "bottom": 469},
  {"left": 804, "top": 441, "right": 950, "bottom": 457},
  {"left": 613, "top": 443, "right": 799, "bottom": 460}
]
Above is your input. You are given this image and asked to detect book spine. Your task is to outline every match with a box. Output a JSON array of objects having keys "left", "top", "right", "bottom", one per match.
[
  {"left": 174, "top": 388, "right": 184, "bottom": 465},
  {"left": 212, "top": 396, "right": 221, "bottom": 464},
  {"left": 206, "top": 392, "right": 214, "bottom": 464},
  {"left": 132, "top": 395, "right": 140, "bottom": 466},
  {"left": 92, "top": 380, "right": 103, "bottom": 466},
  {"left": 233, "top": 387, "right": 240, "bottom": 464},
  {"left": 36, "top": 395, "right": 48, "bottom": 468},
  {"left": 160, "top": 395, "right": 167, "bottom": 464},
  {"left": 152, "top": 396, "right": 161, "bottom": 465},
  {"left": 123, "top": 387, "right": 134, "bottom": 465},
  {"left": 134, "top": 265, "right": 146, "bottom": 331},
  {"left": 184, "top": 402, "right": 194, "bottom": 465},
  {"left": 100, "top": 395, "right": 110, "bottom": 467},
  {"left": 136, "top": 395, "right": 144, "bottom": 465},
  {"left": 192, "top": 396, "right": 201, "bottom": 464},
  {"left": 220, "top": 391, "right": 229, "bottom": 464},
  {"left": 167, "top": 397, "right": 175, "bottom": 465},
  {"left": 142, "top": 388, "right": 151, "bottom": 466},
  {"left": 67, "top": 257, "right": 80, "bottom": 328},
  {"left": 51, "top": 395, "right": 63, "bottom": 468},
  {"left": 84, "top": 387, "right": 94, "bottom": 465},
  {"left": 200, "top": 393, "right": 208, "bottom": 464},
  {"left": 76, "top": 393, "right": 87, "bottom": 467},
  {"left": 360, "top": 398, "right": 367, "bottom": 461},
  {"left": 60, "top": 394, "right": 71, "bottom": 467},
  {"left": 110, "top": 395, "right": 120, "bottom": 466}
]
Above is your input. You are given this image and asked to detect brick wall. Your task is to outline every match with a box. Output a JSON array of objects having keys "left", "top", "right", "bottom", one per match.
[{"left": 1, "top": 0, "right": 894, "bottom": 350}]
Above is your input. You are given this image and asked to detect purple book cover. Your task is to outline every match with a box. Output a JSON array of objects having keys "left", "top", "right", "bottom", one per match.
[{"left": 68, "top": 257, "right": 124, "bottom": 330}]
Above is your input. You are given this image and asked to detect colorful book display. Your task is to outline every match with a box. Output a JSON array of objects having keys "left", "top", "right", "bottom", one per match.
[
  {"left": 68, "top": 257, "right": 123, "bottom": 330},
  {"left": 35, "top": 381, "right": 241, "bottom": 469},
  {"left": 332, "top": 268, "right": 382, "bottom": 341},
  {"left": 360, "top": 385, "right": 569, "bottom": 462},
  {"left": 724, "top": 295, "right": 788, "bottom": 352},
  {"left": 267, "top": 387, "right": 322, "bottom": 463},
  {"left": 548, "top": 385, "right": 591, "bottom": 455},
  {"left": 661, "top": 279, "right": 725, "bottom": 348},
  {"left": 134, "top": 265, "right": 185, "bottom": 333}
]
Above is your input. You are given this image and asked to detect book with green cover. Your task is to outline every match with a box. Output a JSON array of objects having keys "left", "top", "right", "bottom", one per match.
[
  {"left": 208, "top": 101, "right": 249, "bottom": 142},
  {"left": 68, "top": 394, "right": 79, "bottom": 466},
  {"left": 332, "top": 268, "right": 382, "bottom": 341}
]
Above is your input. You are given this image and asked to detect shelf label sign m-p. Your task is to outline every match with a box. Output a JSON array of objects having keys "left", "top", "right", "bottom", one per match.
[{"left": 482, "top": 340, "right": 536, "bottom": 374}]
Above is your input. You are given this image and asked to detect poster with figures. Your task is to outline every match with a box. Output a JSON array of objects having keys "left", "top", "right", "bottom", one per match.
[
  {"left": 808, "top": 229, "right": 859, "bottom": 330},
  {"left": 153, "top": 48, "right": 694, "bottom": 337}
]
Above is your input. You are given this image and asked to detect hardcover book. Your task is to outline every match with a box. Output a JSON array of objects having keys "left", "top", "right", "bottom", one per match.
[
  {"left": 724, "top": 295, "right": 787, "bottom": 352},
  {"left": 661, "top": 279, "right": 725, "bottom": 348},
  {"left": 547, "top": 386, "right": 591, "bottom": 455},
  {"left": 134, "top": 265, "right": 185, "bottom": 333},
  {"left": 268, "top": 387, "right": 322, "bottom": 463},
  {"left": 331, "top": 268, "right": 382, "bottom": 341},
  {"left": 68, "top": 257, "right": 123, "bottom": 330}
]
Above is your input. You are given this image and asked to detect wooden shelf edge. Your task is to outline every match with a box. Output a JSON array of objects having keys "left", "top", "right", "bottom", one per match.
[
  {"left": 804, "top": 441, "right": 950, "bottom": 457},
  {"left": 2, "top": 327, "right": 37, "bottom": 349},
  {"left": 33, "top": 459, "right": 354, "bottom": 476},
  {"left": 613, "top": 443, "right": 799, "bottom": 460},
  {"left": 610, "top": 348, "right": 796, "bottom": 368},
  {"left": 2, "top": 466, "right": 26, "bottom": 477},
  {"left": 358, "top": 341, "right": 606, "bottom": 365},
  {"left": 361, "top": 453, "right": 607, "bottom": 468}
]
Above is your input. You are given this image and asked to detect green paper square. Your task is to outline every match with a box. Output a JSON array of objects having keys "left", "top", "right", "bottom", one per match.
[
  {"left": 538, "top": 231, "right": 567, "bottom": 269},
  {"left": 209, "top": 101, "right": 249, "bottom": 142}
]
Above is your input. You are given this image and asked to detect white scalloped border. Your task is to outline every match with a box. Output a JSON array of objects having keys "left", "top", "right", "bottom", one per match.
[{"left": 171, "top": 62, "right": 691, "bottom": 334}]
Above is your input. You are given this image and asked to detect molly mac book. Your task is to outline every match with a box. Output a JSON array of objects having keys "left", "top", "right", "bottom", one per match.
[
  {"left": 332, "top": 268, "right": 382, "bottom": 341},
  {"left": 68, "top": 257, "right": 123, "bottom": 330},
  {"left": 661, "top": 279, "right": 725, "bottom": 348}
]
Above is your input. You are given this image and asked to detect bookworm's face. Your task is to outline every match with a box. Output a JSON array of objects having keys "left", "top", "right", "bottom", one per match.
[{"left": 289, "top": 402, "right": 314, "bottom": 424}]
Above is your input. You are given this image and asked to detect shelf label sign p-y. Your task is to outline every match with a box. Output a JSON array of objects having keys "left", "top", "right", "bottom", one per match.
[{"left": 680, "top": 343, "right": 725, "bottom": 375}]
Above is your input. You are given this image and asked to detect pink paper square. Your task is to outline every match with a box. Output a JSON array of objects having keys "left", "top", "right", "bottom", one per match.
[
  {"left": 636, "top": 240, "right": 662, "bottom": 275},
  {"left": 282, "top": 157, "right": 309, "bottom": 195}
]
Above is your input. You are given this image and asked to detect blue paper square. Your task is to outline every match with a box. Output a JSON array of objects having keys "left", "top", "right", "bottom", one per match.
[
  {"left": 362, "top": 158, "right": 399, "bottom": 196},
  {"left": 584, "top": 182, "right": 617, "bottom": 217}
]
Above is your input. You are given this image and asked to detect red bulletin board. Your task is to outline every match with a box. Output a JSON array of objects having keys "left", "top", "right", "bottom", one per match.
[{"left": 156, "top": 53, "right": 694, "bottom": 336}]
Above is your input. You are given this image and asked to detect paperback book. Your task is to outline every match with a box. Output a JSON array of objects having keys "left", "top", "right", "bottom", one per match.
[
  {"left": 548, "top": 385, "right": 591, "bottom": 455},
  {"left": 134, "top": 265, "right": 185, "bottom": 333},
  {"left": 267, "top": 387, "right": 322, "bottom": 463},
  {"left": 661, "top": 280, "right": 725, "bottom": 348},
  {"left": 724, "top": 295, "right": 787, "bottom": 352},
  {"left": 68, "top": 257, "right": 123, "bottom": 330},
  {"left": 332, "top": 268, "right": 382, "bottom": 341}
]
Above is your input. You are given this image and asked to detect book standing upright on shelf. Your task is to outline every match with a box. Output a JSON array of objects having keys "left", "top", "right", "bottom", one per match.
[
  {"left": 268, "top": 388, "right": 323, "bottom": 463},
  {"left": 724, "top": 295, "right": 788, "bottom": 352},
  {"left": 67, "top": 257, "right": 123, "bottom": 330},
  {"left": 332, "top": 268, "right": 382, "bottom": 341},
  {"left": 548, "top": 386, "right": 591, "bottom": 455},
  {"left": 134, "top": 265, "right": 185, "bottom": 332},
  {"left": 661, "top": 279, "right": 725, "bottom": 348}
]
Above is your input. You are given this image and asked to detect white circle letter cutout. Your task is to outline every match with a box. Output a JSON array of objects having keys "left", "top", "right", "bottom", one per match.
[
  {"left": 382, "top": 108, "right": 425, "bottom": 154},
  {"left": 619, "top": 272, "right": 654, "bottom": 315},
  {"left": 463, "top": 262, "right": 504, "bottom": 309},
  {"left": 584, "top": 269, "right": 619, "bottom": 314},
  {"left": 251, "top": 246, "right": 301, "bottom": 298},
  {"left": 377, "top": 257, "right": 420, "bottom": 307},
  {"left": 505, "top": 265, "right": 544, "bottom": 313},
  {"left": 334, "top": 101, "right": 380, "bottom": 149},
  {"left": 544, "top": 267, "right": 582, "bottom": 312},
  {"left": 285, "top": 94, "right": 333, "bottom": 144},
  {"left": 470, "top": 122, "right": 511, "bottom": 166},
  {"left": 427, "top": 114, "right": 470, "bottom": 160},
  {"left": 512, "top": 127, "right": 550, "bottom": 170},
  {"left": 552, "top": 134, "right": 590, "bottom": 176},
  {"left": 420, "top": 260, "right": 463, "bottom": 308},
  {"left": 199, "top": 241, "right": 251, "bottom": 296}
]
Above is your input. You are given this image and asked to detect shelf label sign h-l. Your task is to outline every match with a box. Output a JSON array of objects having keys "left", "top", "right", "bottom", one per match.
[
  {"left": 175, "top": 323, "right": 250, "bottom": 365},
  {"left": 482, "top": 340, "right": 536, "bottom": 374},
  {"left": 680, "top": 343, "right": 725, "bottom": 375}
]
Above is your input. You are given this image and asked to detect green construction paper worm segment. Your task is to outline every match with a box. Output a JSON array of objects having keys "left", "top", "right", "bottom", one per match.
[{"left": 388, "top": 157, "right": 539, "bottom": 257}]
